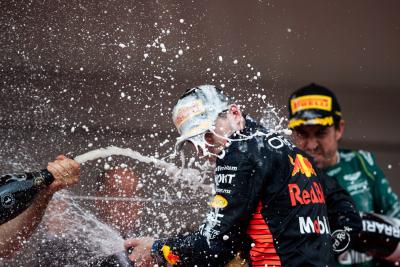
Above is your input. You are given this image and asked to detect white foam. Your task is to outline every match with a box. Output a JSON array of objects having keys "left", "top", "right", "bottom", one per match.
[
  {"left": 74, "top": 146, "right": 208, "bottom": 189},
  {"left": 45, "top": 192, "right": 125, "bottom": 258}
]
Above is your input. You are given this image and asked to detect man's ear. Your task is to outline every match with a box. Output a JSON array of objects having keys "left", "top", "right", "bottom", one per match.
[
  {"left": 229, "top": 104, "right": 241, "bottom": 116},
  {"left": 228, "top": 104, "right": 245, "bottom": 130},
  {"left": 335, "top": 119, "right": 345, "bottom": 141}
]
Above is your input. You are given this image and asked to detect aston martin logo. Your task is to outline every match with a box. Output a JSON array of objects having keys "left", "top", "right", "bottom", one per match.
[{"left": 343, "top": 172, "right": 361, "bottom": 182}]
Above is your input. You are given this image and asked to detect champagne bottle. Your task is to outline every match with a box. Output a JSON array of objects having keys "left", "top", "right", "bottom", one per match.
[
  {"left": 354, "top": 212, "right": 400, "bottom": 262},
  {"left": 0, "top": 170, "right": 54, "bottom": 224}
]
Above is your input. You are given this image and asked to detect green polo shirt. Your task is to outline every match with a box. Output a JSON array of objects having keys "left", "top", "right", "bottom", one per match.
[{"left": 325, "top": 149, "right": 399, "bottom": 267}]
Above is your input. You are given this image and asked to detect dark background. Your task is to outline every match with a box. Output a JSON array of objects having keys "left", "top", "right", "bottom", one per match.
[
  {"left": 1, "top": 0, "right": 399, "bottom": 196},
  {"left": 0, "top": 1, "right": 399, "bottom": 265}
]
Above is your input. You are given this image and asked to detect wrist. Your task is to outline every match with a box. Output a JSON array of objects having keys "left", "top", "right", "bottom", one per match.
[{"left": 151, "top": 240, "right": 166, "bottom": 265}]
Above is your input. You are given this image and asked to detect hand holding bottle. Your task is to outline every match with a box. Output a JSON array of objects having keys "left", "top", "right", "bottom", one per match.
[
  {"left": 46, "top": 155, "right": 80, "bottom": 194},
  {"left": 0, "top": 155, "right": 80, "bottom": 225},
  {"left": 0, "top": 155, "right": 81, "bottom": 257}
]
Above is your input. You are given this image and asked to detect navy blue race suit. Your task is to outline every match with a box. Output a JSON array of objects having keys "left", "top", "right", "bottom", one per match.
[{"left": 152, "top": 116, "right": 352, "bottom": 266}]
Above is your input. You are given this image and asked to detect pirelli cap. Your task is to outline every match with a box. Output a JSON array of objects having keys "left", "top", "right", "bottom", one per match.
[
  {"left": 288, "top": 83, "right": 342, "bottom": 129},
  {"left": 172, "top": 85, "right": 229, "bottom": 151}
]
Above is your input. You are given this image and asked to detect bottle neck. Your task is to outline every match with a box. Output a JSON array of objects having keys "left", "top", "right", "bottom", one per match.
[
  {"left": 0, "top": 170, "right": 54, "bottom": 188},
  {"left": 30, "top": 170, "right": 54, "bottom": 187}
]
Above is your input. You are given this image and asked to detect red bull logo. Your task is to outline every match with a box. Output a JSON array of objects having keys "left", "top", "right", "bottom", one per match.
[
  {"left": 288, "top": 182, "right": 325, "bottom": 206},
  {"left": 289, "top": 154, "right": 316, "bottom": 178},
  {"left": 162, "top": 245, "right": 180, "bottom": 265}
]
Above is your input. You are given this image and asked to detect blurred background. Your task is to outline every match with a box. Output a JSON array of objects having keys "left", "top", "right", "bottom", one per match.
[{"left": 0, "top": 0, "right": 399, "bottom": 264}]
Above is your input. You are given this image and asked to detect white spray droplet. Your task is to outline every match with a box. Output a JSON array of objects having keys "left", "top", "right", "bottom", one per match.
[{"left": 160, "top": 43, "right": 166, "bottom": 53}]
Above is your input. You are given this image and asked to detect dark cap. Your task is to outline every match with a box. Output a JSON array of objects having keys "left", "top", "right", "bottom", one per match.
[{"left": 288, "top": 83, "right": 342, "bottom": 129}]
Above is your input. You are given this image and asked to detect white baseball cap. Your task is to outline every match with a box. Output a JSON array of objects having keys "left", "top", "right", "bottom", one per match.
[{"left": 172, "top": 85, "right": 229, "bottom": 152}]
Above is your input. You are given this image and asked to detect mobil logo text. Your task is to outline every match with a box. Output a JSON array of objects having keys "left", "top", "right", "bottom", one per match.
[{"left": 299, "top": 216, "right": 331, "bottom": 235}]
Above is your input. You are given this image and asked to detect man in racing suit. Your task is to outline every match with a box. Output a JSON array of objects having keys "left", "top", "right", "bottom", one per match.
[
  {"left": 287, "top": 83, "right": 400, "bottom": 266},
  {"left": 124, "top": 85, "right": 347, "bottom": 266}
]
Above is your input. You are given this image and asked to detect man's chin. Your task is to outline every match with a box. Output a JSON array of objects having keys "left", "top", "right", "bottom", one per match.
[
  {"left": 309, "top": 155, "right": 324, "bottom": 169},
  {"left": 315, "top": 160, "right": 332, "bottom": 170}
]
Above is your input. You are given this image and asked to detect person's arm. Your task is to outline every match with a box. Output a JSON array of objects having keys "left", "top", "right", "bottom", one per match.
[
  {"left": 356, "top": 151, "right": 400, "bottom": 218},
  {"left": 0, "top": 155, "right": 80, "bottom": 258},
  {"left": 373, "top": 171, "right": 400, "bottom": 218},
  {"left": 125, "top": 145, "right": 262, "bottom": 266},
  {"left": 0, "top": 188, "right": 54, "bottom": 258}
]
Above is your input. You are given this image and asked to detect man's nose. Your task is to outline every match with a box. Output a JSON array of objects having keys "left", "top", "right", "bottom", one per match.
[{"left": 304, "top": 137, "right": 318, "bottom": 152}]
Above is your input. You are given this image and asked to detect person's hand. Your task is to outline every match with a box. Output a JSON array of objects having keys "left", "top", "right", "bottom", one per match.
[
  {"left": 47, "top": 155, "right": 80, "bottom": 193},
  {"left": 124, "top": 236, "right": 156, "bottom": 267}
]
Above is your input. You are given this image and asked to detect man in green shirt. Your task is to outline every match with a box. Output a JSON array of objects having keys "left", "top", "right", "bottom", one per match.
[{"left": 287, "top": 83, "right": 400, "bottom": 266}]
